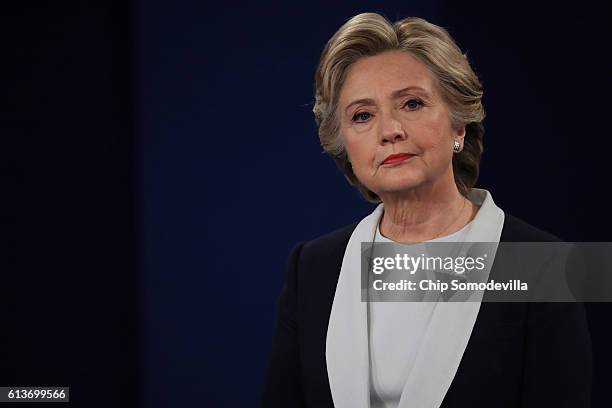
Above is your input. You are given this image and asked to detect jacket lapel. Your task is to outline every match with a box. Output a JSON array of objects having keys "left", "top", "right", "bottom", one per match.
[{"left": 326, "top": 204, "right": 383, "bottom": 407}]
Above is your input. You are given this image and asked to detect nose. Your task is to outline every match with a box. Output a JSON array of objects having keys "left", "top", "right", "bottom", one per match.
[{"left": 378, "top": 111, "right": 406, "bottom": 145}]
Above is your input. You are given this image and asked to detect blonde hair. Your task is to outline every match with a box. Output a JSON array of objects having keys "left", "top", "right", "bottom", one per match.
[{"left": 313, "top": 13, "right": 485, "bottom": 202}]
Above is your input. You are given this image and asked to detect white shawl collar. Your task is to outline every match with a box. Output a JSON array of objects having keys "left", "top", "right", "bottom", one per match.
[{"left": 326, "top": 188, "right": 505, "bottom": 408}]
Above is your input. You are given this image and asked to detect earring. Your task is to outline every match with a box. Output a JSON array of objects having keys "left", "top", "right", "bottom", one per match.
[{"left": 453, "top": 140, "right": 461, "bottom": 153}]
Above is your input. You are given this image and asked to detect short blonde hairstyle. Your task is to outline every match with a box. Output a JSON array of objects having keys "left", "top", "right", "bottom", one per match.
[{"left": 313, "top": 13, "right": 485, "bottom": 202}]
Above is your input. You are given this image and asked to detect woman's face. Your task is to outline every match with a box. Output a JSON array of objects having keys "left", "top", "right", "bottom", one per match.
[{"left": 338, "top": 50, "right": 465, "bottom": 199}]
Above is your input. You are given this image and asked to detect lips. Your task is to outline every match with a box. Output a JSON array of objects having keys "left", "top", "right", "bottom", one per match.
[{"left": 382, "top": 153, "right": 415, "bottom": 165}]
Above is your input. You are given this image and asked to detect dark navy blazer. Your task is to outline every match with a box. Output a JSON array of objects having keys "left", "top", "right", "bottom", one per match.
[{"left": 261, "top": 214, "right": 592, "bottom": 407}]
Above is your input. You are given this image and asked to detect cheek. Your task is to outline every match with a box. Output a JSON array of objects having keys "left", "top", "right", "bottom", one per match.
[
  {"left": 420, "top": 140, "right": 452, "bottom": 170},
  {"left": 344, "top": 139, "right": 379, "bottom": 183},
  {"left": 344, "top": 133, "right": 376, "bottom": 164},
  {"left": 418, "top": 121, "right": 453, "bottom": 157},
  {"left": 425, "top": 137, "right": 449, "bottom": 154}
]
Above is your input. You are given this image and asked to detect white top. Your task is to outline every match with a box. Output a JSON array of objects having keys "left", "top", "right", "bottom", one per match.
[{"left": 369, "top": 216, "right": 474, "bottom": 407}]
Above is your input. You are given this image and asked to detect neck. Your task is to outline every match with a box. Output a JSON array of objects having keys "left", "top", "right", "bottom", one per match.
[{"left": 378, "top": 177, "right": 477, "bottom": 243}]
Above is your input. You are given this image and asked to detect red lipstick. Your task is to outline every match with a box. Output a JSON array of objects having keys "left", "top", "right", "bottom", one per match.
[{"left": 382, "top": 153, "right": 415, "bottom": 165}]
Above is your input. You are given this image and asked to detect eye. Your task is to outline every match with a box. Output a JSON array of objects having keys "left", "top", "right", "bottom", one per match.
[
  {"left": 403, "top": 98, "right": 424, "bottom": 111},
  {"left": 352, "top": 111, "right": 372, "bottom": 123}
]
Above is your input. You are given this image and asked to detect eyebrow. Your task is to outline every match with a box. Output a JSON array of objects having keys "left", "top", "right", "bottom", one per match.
[{"left": 344, "top": 86, "right": 429, "bottom": 114}]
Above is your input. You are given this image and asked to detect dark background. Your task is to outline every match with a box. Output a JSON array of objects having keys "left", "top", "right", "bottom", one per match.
[{"left": 10, "top": 0, "right": 611, "bottom": 407}]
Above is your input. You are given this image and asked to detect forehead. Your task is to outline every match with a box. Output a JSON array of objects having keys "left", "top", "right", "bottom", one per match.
[{"left": 340, "top": 50, "right": 436, "bottom": 103}]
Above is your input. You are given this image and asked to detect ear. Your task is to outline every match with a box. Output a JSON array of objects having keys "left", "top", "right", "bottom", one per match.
[
  {"left": 455, "top": 125, "right": 466, "bottom": 144},
  {"left": 452, "top": 125, "right": 467, "bottom": 152}
]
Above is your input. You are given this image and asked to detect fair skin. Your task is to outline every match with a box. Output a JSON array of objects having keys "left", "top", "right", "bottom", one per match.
[{"left": 338, "top": 50, "right": 479, "bottom": 243}]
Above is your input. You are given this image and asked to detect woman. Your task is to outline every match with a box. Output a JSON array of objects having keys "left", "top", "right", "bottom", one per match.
[{"left": 261, "top": 13, "right": 591, "bottom": 408}]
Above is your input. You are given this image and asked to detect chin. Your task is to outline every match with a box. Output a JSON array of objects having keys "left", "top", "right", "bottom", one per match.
[{"left": 371, "top": 177, "right": 426, "bottom": 196}]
